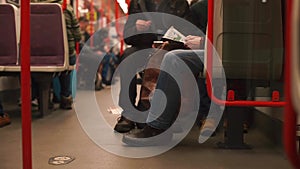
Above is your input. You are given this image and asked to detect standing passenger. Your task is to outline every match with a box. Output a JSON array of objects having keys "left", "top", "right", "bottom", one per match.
[
  {"left": 78, "top": 16, "right": 90, "bottom": 50},
  {"left": 35, "top": 0, "right": 81, "bottom": 109},
  {"left": 60, "top": 0, "right": 81, "bottom": 109}
]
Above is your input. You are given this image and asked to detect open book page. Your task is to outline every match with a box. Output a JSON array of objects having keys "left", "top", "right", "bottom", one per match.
[{"left": 162, "top": 26, "right": 186, "bottom": 43}]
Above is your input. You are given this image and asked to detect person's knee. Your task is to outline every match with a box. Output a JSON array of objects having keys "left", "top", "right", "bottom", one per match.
[
  {"left": 69, "top": 54, "right": 76, "bottom": 65},
  {"left": 121, "top": 47, "right": 140, "bottom": 61}
]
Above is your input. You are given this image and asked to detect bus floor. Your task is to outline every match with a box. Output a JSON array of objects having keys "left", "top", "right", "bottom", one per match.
[{"left": 0, "top": 87, "right": 293, "bottom": 169}]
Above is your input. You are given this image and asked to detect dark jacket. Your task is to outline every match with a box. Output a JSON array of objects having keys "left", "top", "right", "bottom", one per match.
[
  {"left": 64, "top": 4, "right": 81, "bottom": 56},
  {"left": 123, "top": 0, "right": 190, "bottom": 48},
  {"left": 186, "top": 0, "right": 208, "bottom": 34}
]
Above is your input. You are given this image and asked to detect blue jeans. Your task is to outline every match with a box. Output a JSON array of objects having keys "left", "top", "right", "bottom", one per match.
[
  {"left": 146, "top": 49, "right": 207, "bottom": 130},
  {"left": 59, "top": 55, "right": 76, "bottom": 97}
]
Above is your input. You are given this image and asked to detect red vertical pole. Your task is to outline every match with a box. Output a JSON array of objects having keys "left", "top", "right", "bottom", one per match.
[
  {"left": 21, "top": 0, "right": 32, "bottom": 169},
  {"left": 206, "top": 0, "right": 213, "bottom": 100},
  {"left": 283, "top": 0, "right": 300, "bottom": 168},
  {"left": 75, "top": 0, "right": 79, "bottom": 18},
  {"left": 89, "top": 0, "right": 94, "bottom": 47},
  {"left": 115, "top": 0, "right": 124, "bottom": 55},
  {"left": 126, "top": 0, "right": 130, "bottom": 7},
  {"left": 115, "top": 0, "right": 119, "bottom": 20}
]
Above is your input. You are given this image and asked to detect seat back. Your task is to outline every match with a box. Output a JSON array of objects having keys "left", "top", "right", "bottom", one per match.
[
  {"left": 213, "top": 0, "right": 284, "bottom": 80},
  {"left": 0, "top": 4, "right": 18, "bottom": 66},
  {"left": 30, "top": 3, "right": 69, "bottom": 71}
]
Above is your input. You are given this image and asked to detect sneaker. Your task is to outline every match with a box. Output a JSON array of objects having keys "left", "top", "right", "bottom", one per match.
[
  {"left": 0, "top": 113, "right": 11, "bottom": 127},
  {"left": 60, "top": 95, "right": 73, "bottom": 109},
  {"left": 18, "top": 98, "right": 39, "bottom": 107},
  {"left": 31, "top": 98, "right": 39, "bottom": 107},
  {"left": 114, "top": 116, "right": 135, "bottom": 133}
]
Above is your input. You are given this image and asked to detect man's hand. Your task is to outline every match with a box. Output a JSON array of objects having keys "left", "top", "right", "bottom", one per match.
[
  {"left": 184, "top": 35, "right": 204, "bottom": 49},
  {"left": 136, "top": 20, "right": 152, "bottom": 32}
]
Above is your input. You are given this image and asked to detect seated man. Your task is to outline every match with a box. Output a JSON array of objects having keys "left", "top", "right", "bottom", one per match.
[
  {"left": 114, "top": 0, "right": 190, "bottom": 133},
  {"left": 122, "top": 37, "right": 223, "bottom": 146},
  {"left": 122, "top": 0, "right": 223, "bottom": 146}
]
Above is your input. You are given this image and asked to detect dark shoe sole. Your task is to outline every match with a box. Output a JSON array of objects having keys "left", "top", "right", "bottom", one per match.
[
  {"left": 60, "top": 104, "right": 72, "bottom": 110},
  {"left": 122, "top": 132, "right": 172, "bottom": 147},
  {"left": 0, "top": 121, "right": 11, "bottom": 128},
  {"left": 114, "top": 125, "right": 135, "bottom": 133}
]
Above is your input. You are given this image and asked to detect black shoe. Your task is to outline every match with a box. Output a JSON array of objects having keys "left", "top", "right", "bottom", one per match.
[
  {"left": 122, "top": 125, "right": 172, "bottom": 146},
  {"left": 114, "top": 116, "right": 135, "bottom": 133},
  {"left": 95, "top": 83, "right": 104, "bottom": 91},
  {"left": 60, "top": 95, "right": 73, "bottom": 110},
  {"left": 136, "top": 122, "right": 146, "bottom": 129}
]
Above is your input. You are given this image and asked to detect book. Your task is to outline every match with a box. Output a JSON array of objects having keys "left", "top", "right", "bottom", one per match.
[{"left": 162, "top": 26, "right": 186, "bottom": 43}]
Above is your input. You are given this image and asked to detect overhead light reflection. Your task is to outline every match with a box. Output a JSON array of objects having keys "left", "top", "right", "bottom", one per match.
[{"left": 117, "top": 0, "right": 128, "bottom": 14}]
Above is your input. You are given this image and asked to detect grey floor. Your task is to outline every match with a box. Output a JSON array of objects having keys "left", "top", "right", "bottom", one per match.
[{"left": 0, "top": 87, "right": 294, "bottom": 169}]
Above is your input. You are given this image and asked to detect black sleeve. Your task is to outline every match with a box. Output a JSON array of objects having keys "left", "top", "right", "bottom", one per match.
[
  {"left": 123, "top": 0, "right": 156, "bottom": 47},
  {"left": 186, "top": 0, "right": 208, "bottom": 34}
]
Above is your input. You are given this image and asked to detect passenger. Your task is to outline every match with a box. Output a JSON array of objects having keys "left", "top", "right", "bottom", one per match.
[
  {"left": 35, "top": 0, "right": 81, "bottom": 109},
  {"left": 78, "top": 16, "right": 90, "bottom": 51},
  {"left": 95, "top": 45, "right": 119, "bottom": 90},
  {"left": 122, "top": 0, "right": 217, "bottom": 146},
  {"left": 78, "top": 28, "right": 109, "bottom": 90},
  {"left": 0, "top": 101, "right": 11, "bottom": 128},
  {"left": 114, "top": 0, "right": 190, "bottom": 133},
  {"left": 59, "top": 0, "right": 81, "bottom": 109}
]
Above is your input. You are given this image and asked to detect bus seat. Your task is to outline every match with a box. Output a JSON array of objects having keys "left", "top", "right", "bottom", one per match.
[
  {"left": 29, "top": 3, "right": 70, "bottom": 72},
  {"left": 0, "top": 4, "right": 18, "bottom": 67},
  {"left": 212, "top": 0, "right": 284, "bottom": 80},
  {"left": 0, "top": 3, "right": 72, "bottom": 117}
]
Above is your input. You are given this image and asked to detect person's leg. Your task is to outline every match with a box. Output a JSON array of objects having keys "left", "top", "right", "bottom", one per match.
[
  {"left": 197, "top": 78, "right": 211, "bottom": 121},
  {"left": 147, "top": 50, "right": 204, "bottom": 130},
  {"left": 122, "top": 49, "right": 204, "bottom": 146},
  {"left": 118, "top": 47, "right": 141, "bottom": 110},
  {"left": 59, "top": 55, "right": 76, "bottom": 109},
  {"left": 114, "top": 47, "right": 142, "bottom": 133},
  {"left": 31, "top": 77, "right": 39, "bottom": 106}
]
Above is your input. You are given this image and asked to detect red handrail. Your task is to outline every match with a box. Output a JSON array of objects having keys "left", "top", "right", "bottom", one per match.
[
  {"left": 21, "top": 0, "right": 32, "bottom": 169},
  {"left": 283, "top": 0, "right": 300, "bottom": 168},
  {"left": 206, "top": 0, "right": 285, "bottom": 107}
]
